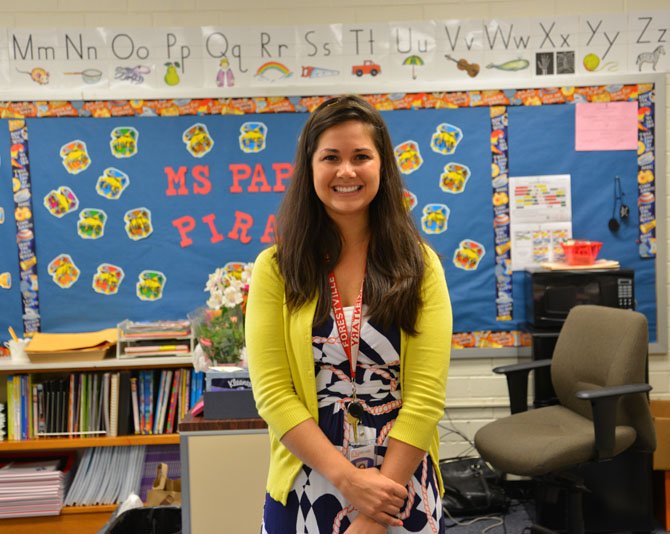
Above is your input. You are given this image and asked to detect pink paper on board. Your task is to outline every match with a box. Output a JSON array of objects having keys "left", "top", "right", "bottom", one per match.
[{"left": 575, "top": 101, "right": 638, "bottom": 151}]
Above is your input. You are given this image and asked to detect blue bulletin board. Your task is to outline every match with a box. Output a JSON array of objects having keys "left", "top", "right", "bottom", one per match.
[
  {"left": 0, "top": 78, "right": 664, "bottom": 352},
  {"left": 0, "top": 123, "right": 23, "bottom": 340},
  {"left": 24, "top": 109, "right": 493, "bottom": 334}
]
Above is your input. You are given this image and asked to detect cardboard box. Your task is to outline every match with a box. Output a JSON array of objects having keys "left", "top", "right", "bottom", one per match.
[{"left": 651, "top": 400, "right": 670, "bottom": 470}]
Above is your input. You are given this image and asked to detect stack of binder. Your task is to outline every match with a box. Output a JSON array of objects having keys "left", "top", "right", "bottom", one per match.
[{"left": 64, "top": 446, "right": 145, "bottom": 506}]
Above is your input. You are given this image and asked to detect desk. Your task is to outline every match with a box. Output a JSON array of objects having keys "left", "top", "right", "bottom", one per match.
[{"left": 179, "top": 413, "right": 269, "bottom": 534}]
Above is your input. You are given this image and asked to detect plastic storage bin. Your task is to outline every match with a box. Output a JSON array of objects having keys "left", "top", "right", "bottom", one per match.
[{"left": 560, "top": 240, "right": 602, "bottom": 265}]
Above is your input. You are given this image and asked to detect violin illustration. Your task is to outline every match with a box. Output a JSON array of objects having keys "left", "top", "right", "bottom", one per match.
[{"left": 444, "top": 55, "right": 480, "bottom": 78}]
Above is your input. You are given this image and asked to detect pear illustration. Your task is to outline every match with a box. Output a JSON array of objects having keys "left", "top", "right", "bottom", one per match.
[{"left": 164, "top": 62, "right": 181, "bottom": 86}]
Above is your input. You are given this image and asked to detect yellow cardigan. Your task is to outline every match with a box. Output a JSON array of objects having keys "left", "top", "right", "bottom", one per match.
[{"left": 246, "top": 245, "right": 452, "bottom": 506}]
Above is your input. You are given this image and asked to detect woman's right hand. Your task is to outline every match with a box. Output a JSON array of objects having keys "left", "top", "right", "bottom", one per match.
[{"left": 338, "top": 467, "right": 407, "bottom": 527}]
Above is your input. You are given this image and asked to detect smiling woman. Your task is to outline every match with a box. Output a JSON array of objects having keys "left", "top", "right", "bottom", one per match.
[
  {"left": 246, "top": 95, "right": 452, "bottom": 533},
  {"left": 311, "top": 120, "right": 381, "bottom": 230}
]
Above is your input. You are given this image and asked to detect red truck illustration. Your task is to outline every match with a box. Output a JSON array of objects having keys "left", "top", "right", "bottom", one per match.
[{"left": 352, "top": 60, "right": 381, "bottom": 77}]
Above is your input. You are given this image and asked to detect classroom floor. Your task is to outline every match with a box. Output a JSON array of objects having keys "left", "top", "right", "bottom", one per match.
[{"left": 444, "top": 499, "right": 670, "bottom": 534}]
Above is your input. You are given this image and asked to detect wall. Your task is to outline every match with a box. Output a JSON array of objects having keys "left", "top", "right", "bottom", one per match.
[{"left": 3, "top": 0, "right": 669, "bottom": 460}]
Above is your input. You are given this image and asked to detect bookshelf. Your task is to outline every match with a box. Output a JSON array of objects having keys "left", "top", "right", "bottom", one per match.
[
  {"left": 0, "top": 433, "right": 179, "bottom": 451},
  {"left": 0, "top": 354, "right": 198, "bottom": 533}
]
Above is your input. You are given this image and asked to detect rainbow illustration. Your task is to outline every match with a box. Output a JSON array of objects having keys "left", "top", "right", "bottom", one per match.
[{"left": 255, "top": 61, "right": 293, "bottom": 81}]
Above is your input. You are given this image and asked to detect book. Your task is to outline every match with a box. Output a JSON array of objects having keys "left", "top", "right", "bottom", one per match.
[
  {"left": 31, "top": 385, "right": 38, "bottom": 438},
  {"left": 145, "top": 371, "right": 154, "bottom": 434},
  {"left": 166, "top": 369, "right": 181, "bottom": 433},
  {"left": 36, "top": 384, "right": 45, "bottom": 436},
  {"left": 67, "top": 374, "right": 75, "bottom": 435},
  {"left": 152, "top": 371, "right": 166, "bottom": 435},
  {"left": 7, "top": 377, "right": 13, "bottom": 441},
  {"left": 130, "top": 377, "right": 140, "bottom": 434},
  {"left": 102, "top": 372, "right": 110, "bottom": 434},
  {"left": 46, "top": 380, "right": 54, "bottom": 435},
  {"left": 157, "top": 370, "right": 173, "bottom": 434},
  {"left": 109, "top": 373, "right": 119, "bottom": 437},
  {"left": 19, "top": 375, "right": 30, "bottom": 439},
  {"left": 72, "top": 375, "right": 80, "bottom": 434},
  {"left": 117, "top": 371, "right": 132, "bottom": 436},
  {"left": 139, "top": 371, "right": 146, "bottom": 434}
]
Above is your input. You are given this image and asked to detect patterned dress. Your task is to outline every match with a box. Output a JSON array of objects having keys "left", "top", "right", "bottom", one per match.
[{"left": 262, "top": 307, "right": 443, "bottom": 533}]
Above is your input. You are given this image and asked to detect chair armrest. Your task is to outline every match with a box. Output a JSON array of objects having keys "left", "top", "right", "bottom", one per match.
[
  {"left": 493, "top": 360, "right": 552, "bottom": 414},
  {"left": 576, "top": 383, "right": 652, "bottom": 460}
]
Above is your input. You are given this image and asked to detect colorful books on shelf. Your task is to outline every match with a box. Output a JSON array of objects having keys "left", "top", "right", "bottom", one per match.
[
  {"left": 3, "top": 369, "right": 205, "bottom": 440},
  {"left": 131, "top": 368, "right": 199, "bottom": 435}
]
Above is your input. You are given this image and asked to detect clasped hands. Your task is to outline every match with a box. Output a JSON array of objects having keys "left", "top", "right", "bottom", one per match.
[{"left": 340, "top": 466, "right": 407, "bottom": 533}]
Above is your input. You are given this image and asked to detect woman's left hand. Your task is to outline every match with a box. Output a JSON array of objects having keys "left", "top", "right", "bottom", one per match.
[{"left": 344, "top": 513, "right": 389, "bottom": 533}]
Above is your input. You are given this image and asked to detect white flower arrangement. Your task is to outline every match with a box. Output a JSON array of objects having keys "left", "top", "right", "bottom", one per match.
[{"left": 191, "top": 262, "right": 254, "bottom": 370}]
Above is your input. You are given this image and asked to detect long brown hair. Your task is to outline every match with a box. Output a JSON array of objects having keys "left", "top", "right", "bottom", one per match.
[{"left": 276, "top": 95, "right": 425, "bottom": 334}]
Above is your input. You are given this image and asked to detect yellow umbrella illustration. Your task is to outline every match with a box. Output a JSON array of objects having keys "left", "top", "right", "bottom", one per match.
[{"left": 403, "top": 55, "right": 424, "bottom": 79}]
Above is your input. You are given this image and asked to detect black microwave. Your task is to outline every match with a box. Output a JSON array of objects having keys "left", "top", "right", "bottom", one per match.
[{"left": 525, "top": 269, "right": 634, "bottom": 329}]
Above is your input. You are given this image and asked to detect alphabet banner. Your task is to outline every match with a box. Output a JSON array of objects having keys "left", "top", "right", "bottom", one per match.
[{"left": 2, "top": 12, "right": 669, "bottom": 99}]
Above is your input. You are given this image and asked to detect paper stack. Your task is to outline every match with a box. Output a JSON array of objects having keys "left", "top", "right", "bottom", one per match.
[
  {"left": 26, "top": 329, "right": 117, "bottom": 363},
  {"left": 0, "top": 455, "right": 74, "bottom": 518}
]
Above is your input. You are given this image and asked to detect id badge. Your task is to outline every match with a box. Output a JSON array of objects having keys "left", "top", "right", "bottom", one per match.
[{"left": 347, "top": 443, "right": 376, "bottom": 469}]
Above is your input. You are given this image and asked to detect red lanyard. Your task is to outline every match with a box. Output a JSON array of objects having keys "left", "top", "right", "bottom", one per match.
[{"left": 328, "top": 272, "right": 364, "bottom": 382}]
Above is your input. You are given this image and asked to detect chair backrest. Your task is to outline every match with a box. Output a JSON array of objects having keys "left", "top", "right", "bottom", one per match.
[{"left": 551, "top": 305, "right": 655, "bottom": 451}]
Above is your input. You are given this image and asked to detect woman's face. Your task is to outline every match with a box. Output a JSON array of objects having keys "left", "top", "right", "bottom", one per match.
[{"left": 311, "top": 120, "right": 381, "bottom": 225}]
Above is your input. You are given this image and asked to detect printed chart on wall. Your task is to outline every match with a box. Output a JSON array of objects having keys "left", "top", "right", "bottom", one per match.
[{"left": 22, "top": 108, "right": 493, "bottom": 335}]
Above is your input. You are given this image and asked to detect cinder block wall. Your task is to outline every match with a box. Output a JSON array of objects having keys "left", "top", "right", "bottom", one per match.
[{"left": 6, "top": 0, "right": 670, "bottom": 459}]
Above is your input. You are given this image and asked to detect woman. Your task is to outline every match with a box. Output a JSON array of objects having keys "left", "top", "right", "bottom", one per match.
[{"left": 246, "top": 95, "right": 452, "bottom": 533}]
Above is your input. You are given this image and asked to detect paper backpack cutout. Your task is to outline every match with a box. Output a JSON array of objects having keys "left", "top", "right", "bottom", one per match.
[
  {"left": 183, "top": 123, "right": 215, "bottom": 157},
  {"left": 453, "top": 240, "right": 486, "bottom": 271},
  {"left": 440, "top": 163, "right": 471, "bottom": 194},
  {"left": 96, "top": 168, "right": 129, "bottom": 199},
  {"left": 60, "top": 140, "right": 91, "bottom": 174},
  {"left": 394, "top": 141, "right": 422, "bottom": 174},
  {"left": 402, "top": 189, "right": 418, "bottom": 211},
  {"left": 136, "top": 270, "right": 166, "bottom": 301},
  {"left": 124, "top": 207, "right": 153, "bottom": 240},
  {"left": 0, "top": 272, "right": 11, "bottom": 289},
  {"left": 48, "top": 254, "right": 80, "bottom": 288},
  {"left": 239, "top": 122, "right": 267, "bottom": 153},
  {"left": 430, "top": 124, "right": 463, "bottom": 155},
  {"left": 77, "top": 209, "right": 107, "bottom": 239},
  {"left": 44, "top": 186, "right": 79, "bottom": 217},
  {"left": 421, "top": 204, "right": 450, "bottom": 234},
  {"left": 110, "top": 127, "right": 139, "bottom": 158},
  {"left": 93, "top": 264, "right": 125, "bottom": 295}
]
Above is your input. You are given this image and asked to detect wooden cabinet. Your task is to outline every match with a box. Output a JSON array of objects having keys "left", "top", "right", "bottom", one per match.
[{"left": 0, "top": 356, "right": 194, "bottom": 533}]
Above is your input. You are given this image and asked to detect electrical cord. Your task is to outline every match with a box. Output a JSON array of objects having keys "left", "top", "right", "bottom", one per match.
[{"left": 442, "top": 504, "right": 504, "bottom": 532}]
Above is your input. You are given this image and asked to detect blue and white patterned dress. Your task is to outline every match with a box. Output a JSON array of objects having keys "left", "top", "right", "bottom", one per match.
[{"left": 262, "top": 307, "right": 443, "bottom": 533}]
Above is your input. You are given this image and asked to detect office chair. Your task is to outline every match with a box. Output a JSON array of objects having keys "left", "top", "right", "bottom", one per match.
[{"left": 474, "top": 305, "right": 656, "bottom": 534}]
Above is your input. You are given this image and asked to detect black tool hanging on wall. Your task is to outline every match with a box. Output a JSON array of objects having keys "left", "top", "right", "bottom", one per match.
[{"left": 608, "top": 175, "right": 629, "bottom": 232}]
